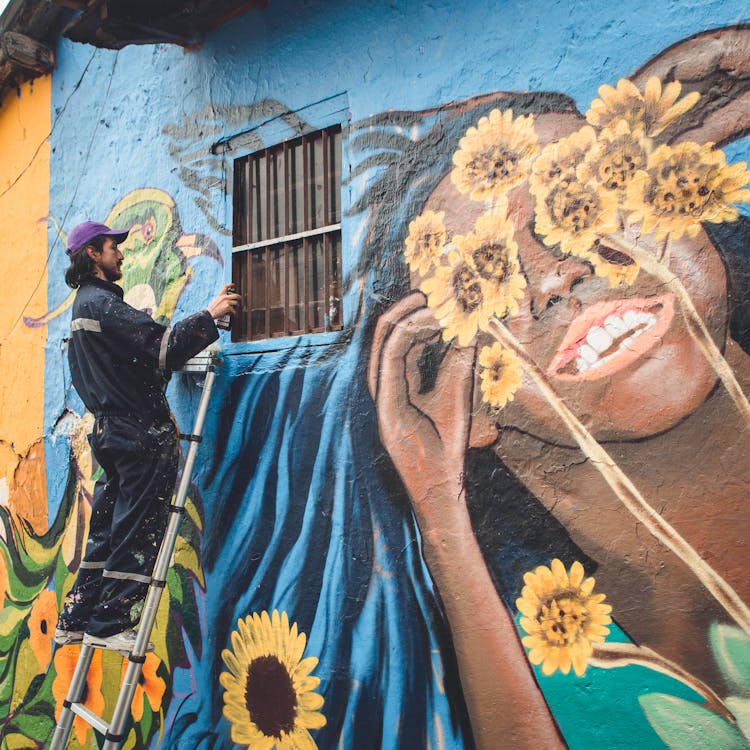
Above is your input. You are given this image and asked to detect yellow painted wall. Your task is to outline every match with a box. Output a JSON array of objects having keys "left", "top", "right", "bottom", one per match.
[{"left": 0, "top": 77, "right": 51, "bottom": 532}]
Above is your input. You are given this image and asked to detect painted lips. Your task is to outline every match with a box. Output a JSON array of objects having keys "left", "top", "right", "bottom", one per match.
[{"left": 547, "top": 294, "right": 675, "bottom": 381}]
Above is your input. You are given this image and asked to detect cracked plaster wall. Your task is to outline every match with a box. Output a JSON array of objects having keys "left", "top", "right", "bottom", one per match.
[{"left": 0, "top": 76, "right": 50, "bottom": 533}]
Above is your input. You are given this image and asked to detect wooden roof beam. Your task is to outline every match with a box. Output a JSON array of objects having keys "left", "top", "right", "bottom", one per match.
[{"left": 0, "top": 31, "right": 55, "bottom": 74}]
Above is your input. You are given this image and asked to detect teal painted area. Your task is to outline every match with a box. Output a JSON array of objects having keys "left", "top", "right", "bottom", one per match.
[{"left": 530, "top": 622, "right": 704, "bottom": 750}]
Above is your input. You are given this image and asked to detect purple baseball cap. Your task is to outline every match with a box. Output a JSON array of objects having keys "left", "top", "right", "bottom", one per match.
[{"left": 66, "top": 221, "right": 131, "bottom": 256}]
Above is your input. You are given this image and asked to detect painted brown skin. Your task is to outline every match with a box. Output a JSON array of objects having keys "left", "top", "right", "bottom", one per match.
[{"left": 369, "top": 32, "right": 750, "bottom": 741}]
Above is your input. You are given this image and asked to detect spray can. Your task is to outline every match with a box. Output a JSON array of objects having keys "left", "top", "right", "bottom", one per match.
[{"left": 216, "top": 285, "right": 235, "bottom": 330}]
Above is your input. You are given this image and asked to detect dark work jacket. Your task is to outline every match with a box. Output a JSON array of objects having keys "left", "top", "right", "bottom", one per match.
[{"left": 68, "top": 276, "right": 219, "bottom": 422}]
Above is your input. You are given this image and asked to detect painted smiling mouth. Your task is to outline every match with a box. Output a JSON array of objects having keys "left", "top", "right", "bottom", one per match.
[{"left": 547, "top": 294, "right": 675, "bottom": 381}]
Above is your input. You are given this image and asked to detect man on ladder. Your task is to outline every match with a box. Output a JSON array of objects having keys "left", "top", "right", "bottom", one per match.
[{"left": 53, "top": 219, "right": 239, "bottom": 653}]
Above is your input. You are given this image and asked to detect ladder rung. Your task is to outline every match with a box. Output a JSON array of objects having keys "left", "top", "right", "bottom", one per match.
[{"left": 70, "top": 702, "right": 109, "bottom": 735}]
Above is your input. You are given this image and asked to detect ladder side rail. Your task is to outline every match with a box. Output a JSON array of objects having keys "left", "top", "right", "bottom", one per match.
[
  {"left": 102, "top": 367, "right": 218, "bottom": 750},
  {"left": 49, "top": 645, "right": 96, "bottom": 750},
  {"left": 100, "top": 658, "right": 144, "bottom": 750},
  {"left": 135, "top": 365, "right": 216, "bottom": 655}
]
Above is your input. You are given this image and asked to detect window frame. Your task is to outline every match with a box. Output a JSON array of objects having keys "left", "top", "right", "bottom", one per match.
[{"left": 230, "top": 124, "right": 344, "bottom": 343}]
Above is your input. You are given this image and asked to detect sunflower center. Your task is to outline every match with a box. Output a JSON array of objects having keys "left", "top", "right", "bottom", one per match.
[
  {"left": 417, "top": 228, "right": 444, "bottom": 256},
  {"left": 487, "top": 362, "right": 505, "bottom": 382},
  {"left": 548, "top": 184, "right": 600, "bottom": 233},
  {"left": 471, "top": 147, "right": 519, "bottom": 185},
  {"left": 452, "top": 265, "right": 483, "bottom": 313},
  {"left": 538, "top": 594, "right": 587, "bottom": 646},
  {"left": 472, "top": 244, "right": 510, "bottom": 281},
  {"left": 245, "top": 655, "right": 297, "bottom": 739},
  {"left": 597, "top": 143, "right": 645, "bottom": 190},
  {"left": 654, "top": 159, "right": 711, "bottom": 216}
]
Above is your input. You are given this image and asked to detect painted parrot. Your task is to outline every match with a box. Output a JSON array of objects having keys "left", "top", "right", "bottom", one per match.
[{"left": 25, "top": 187, "right": 223, "bottom": 328}]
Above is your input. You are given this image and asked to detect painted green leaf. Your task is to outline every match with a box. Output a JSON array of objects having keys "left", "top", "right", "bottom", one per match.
[
  {"left": 10, "top": 639, "right": 41, "bottom": 712},
  {"left": 167, "top": 566, "right": 183, "bottom": 606},
  {"left": 15, "top": 528, "right": 61, "bottom": 572},
  {"left": 639, "top": 693, "right": 750, "bottom": 750},
  {"left": 140, "top": 698, "right": 153, "bottom": 739},
  {"left": 8, "top": 708, "right": 54, "bottom": 741},
  {"left": 122, "top": 727, "right": 138, "bottom": 750},
  {"left": 0, "top": 602, "right": 29, "bottom": 642},
  {"left": 150, "top": 586, "right": 172, "bottom": 672},
  {"left": 711, "top": 623, "right": 750, "bottom": 696},
  {"left": 173, "top": 537, "right": 204, "bottom": 588},
  {"left": 184, "top": 496, "right": 203, "bottom": 532},
  {"left": 727, "top": 697, "right": 750, "bottom": 741},
  {"left": 19, "top": 668, "right": 55, "bottom": 714},
  {"left": 2, "top": 732, "right": 37, "bottom": 749}
]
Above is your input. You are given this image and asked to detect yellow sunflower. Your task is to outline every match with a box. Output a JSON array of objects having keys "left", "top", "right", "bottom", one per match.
[
  {"left": 534, "top": 177, "right": 620, "bottom": 259},
  {"left": 404, "top": 210, "right": 447, "bottom": 276},
  {"left": 626, "top": 142, "right": 750, "bottom": 241},
  {"left": 220, "top": 610, "right": 326, "bottom": 750},
  {"left": 28, "top": 588, "right": 57, "bottom": 671},
  {"left": 529, "top": 126, "right": 597, "bottom": 201},
  {"left": 452, "top": 108, "right": 538, "bottom": 202},
  {"left": 53, "top": 646, "right": 106, "bottom": 745},
  {"left": 586, "top": 76, "right": 700, "bottom": 138},
  {"left": 421, "top": 246, "right": 522, "bottom": 347},
  {"left": 578, "top": 119, "right": 652, "bottom": 204},
  {"left": 121, "top": 652, "right": 166, "bottom": 722},
  {"left": 517, "top": 559, "right": 612, "bottom": 677},
  {"left": 478, "top": 343, "right": 523, "bottom": 409},
  {"left": 453, "top": 209, "right": 527, "bottom": 318}
]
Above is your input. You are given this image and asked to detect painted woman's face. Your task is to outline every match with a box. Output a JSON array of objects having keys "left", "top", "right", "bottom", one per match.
[{"left": 418, "top": 114, "right": 729, "bottom": 446}]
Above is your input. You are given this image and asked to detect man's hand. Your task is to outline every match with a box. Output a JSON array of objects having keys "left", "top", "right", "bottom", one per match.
[{"left": 207, "top": 283, "right": 241, "bottom": 320}]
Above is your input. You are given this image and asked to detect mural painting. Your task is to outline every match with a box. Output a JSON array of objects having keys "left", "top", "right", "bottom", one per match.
[
  {"left": 0, "top": 189, "right": 221, "bottom": 749},
  {"left": 167, "top": 24, "right": 750, "bottom": 750},
  {"left": 2, "top": 13, "right": 750, "bottom": 750}
]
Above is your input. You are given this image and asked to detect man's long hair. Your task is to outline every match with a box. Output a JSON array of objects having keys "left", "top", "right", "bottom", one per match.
[{"left": 64, "top": 235, "right": 105, "bottom": 288}]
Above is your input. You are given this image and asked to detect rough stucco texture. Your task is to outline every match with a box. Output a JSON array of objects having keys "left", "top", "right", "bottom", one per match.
[{"left": 0, "top": 76, "right": 50, "bottom": 532}]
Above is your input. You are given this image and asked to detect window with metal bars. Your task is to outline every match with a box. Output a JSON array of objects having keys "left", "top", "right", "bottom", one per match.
[{"left": 231, "top": 125, "right": 343, "bottom": 341}]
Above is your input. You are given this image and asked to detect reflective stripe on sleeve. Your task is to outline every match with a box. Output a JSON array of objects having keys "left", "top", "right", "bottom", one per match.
[
  {"left": 159, "top": 327, "right": 171, "bottom": 370},
  {"left": 102, "top": 569, "right": 153, "bottom": 585},
  {"left": 71, "top": 318, "right": 102, "bottom": 333},
  {"left": 79, "top": 560, "right": 106, "bottom": 570}
]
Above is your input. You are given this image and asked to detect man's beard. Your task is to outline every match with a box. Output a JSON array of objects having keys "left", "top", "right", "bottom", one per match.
[{"left": 104, "top": 265, "right": 122, "bottom": 282}]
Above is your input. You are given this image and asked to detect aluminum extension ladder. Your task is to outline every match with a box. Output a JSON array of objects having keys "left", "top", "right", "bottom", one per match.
[{"left": 49, "top": 345, "right": 220, "bottom": 750}]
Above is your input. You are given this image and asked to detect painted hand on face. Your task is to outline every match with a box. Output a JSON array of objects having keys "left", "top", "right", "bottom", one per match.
[{"left": 368, "top": 291, "right": 477, "bottom": 535}]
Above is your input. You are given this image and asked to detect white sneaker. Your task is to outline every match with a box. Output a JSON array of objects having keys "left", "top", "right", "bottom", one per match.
[
  {"left": 83, "top": 628, "right": 155, "bottom": 656},
  {"left": 54, "top": 628, "right": 84, "bottom": 645}
]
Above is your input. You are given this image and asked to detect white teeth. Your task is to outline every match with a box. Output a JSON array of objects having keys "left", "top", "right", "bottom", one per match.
[
  {"left": 578, "top": 343, "right": 599, "bottom": 364},
  {"left": 571, "top": 308, "right": 661, "bottom": 375},
  {"left": 604, "top": 314, "right": 628, "bottom": 337},
  {"left": 623, "top": 309, "right": 640, "bottom": 328},
  {"left": 586, "top": 326, "right": 612, "bottom": 353}
]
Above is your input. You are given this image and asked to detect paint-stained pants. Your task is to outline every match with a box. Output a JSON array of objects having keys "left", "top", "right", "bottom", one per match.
[{"left": 57, "top": 415, "right": 179, "bottom": 637}]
